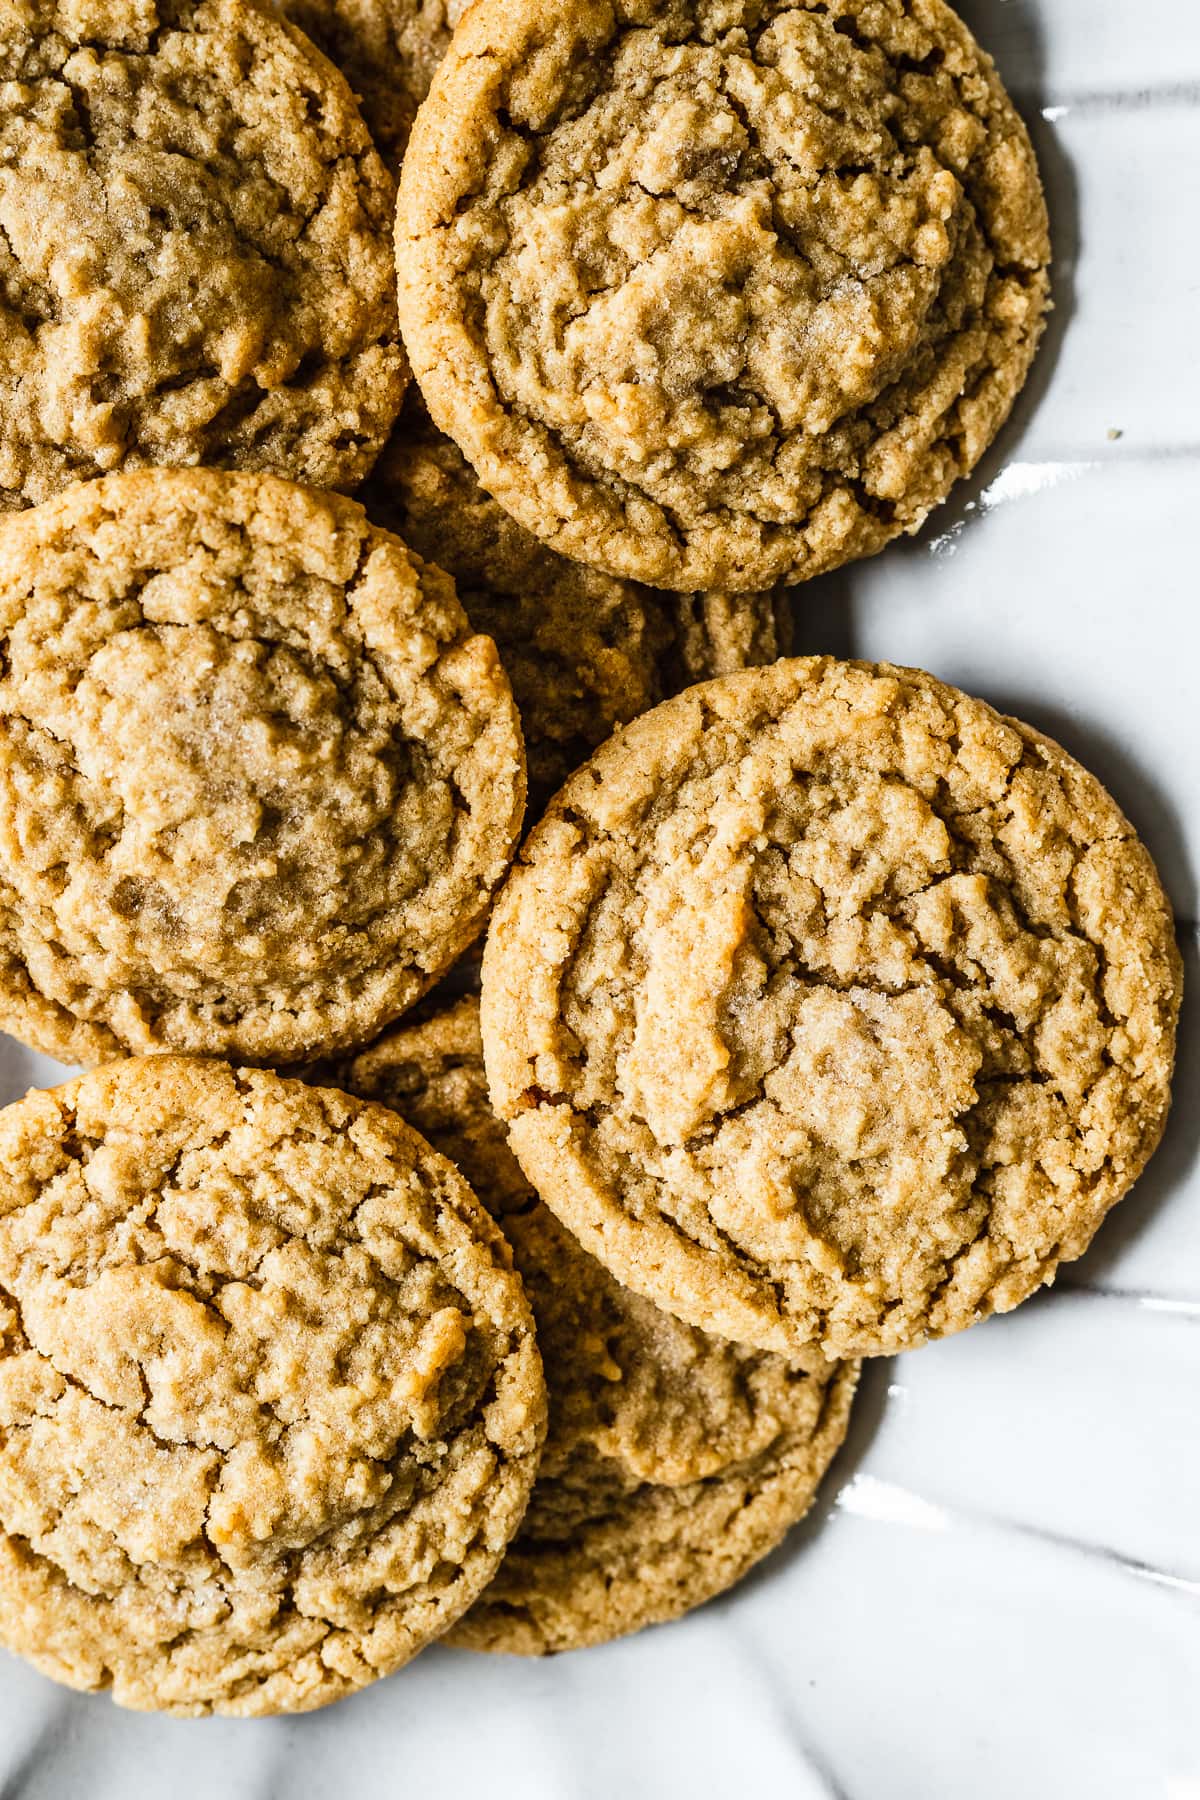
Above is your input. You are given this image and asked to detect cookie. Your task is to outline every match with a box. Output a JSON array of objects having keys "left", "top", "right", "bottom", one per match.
[
  {"left": 396, "top": 0, "right": 1051, "bottom": 592},
  {"left": 0, "top": 1056, "right": 546, "bottom": 1715},
  {"left": 0, "top": 468, "right": 525, "bottom": 1065},
  {"left": 482, "top": 659, "right": 1182, "bottom": 1360},
  {"left": 280, "top": 0, "right": 468, "bottom": 167},
  {"left": 333, "top": 996, "right": 857, "bottom": 1654},
  {"left": 363, "top": 401, "right": 792, "bottom": 803},
  {"left": 0, "top": 0, "right": 406, "bottom": 510}
]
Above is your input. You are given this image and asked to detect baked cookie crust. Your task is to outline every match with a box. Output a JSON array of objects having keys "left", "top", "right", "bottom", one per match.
[
  {"left": 481, "top": 659, "right": 1182, "bottom": 1360},
  {"left": 0, "top": 1057, "right": 546, "bottom": 1715},
  {"left": 0, "top": 468, "right": 525, "bottom": 1065},
  {"left": 0, "top": 0, "right": 406, "bottom": 508},
  {"left": 364, "top": 401, "right": 792, "bottom": 805},
  {"left": 333, "top": 996, "right": 856, "bottom": 1654},
  {"left": 396, "top": 0, "right": 1050, "bottom": 591}
]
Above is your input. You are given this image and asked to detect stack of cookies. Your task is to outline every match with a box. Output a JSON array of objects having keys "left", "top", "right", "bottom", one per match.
[{"left": 0, "top": 0, "right": 1182, "bottom": 1721}]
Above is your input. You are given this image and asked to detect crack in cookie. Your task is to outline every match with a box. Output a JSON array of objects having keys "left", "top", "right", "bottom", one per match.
[
  {"left": 0, "top": 1057, "right": 546, "bottom": 1715},
  {"left": 481, "top": 659, "right": 1182, "bottom": 1359},
  {"left": 397, "top": 0, "right": 1051, "bottom": 590},
  {"left": 328, "top": 995, "right": 857, "bottom": 1653},
  {"left": 0, "top": 0, "right": 406, "bottom": 508},
  {"left": 0, "top": 468, "right": 526, "bottom": 1064}
]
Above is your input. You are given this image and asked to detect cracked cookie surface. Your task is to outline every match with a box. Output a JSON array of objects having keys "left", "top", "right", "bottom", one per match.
[
  {"left": 364, "top": 400, "right": 791, "bottom": 807},
  {"left": 333, "top": 995, "right": 856, "bottom": 1653},
  {"left": 0, "top": 467, "right": 525, "bottom": 1065},
  {"left": 0, "top": 0, "right": 406, "bottom": 510},
  {"left": 0, "top": 1056, "right": 546, "bottom": 1715},
  {"left": 396, "top": 0, "right": 1051, "bottom": 591},
  {"left": 482, "top": 659, "right": 1182, "bottom": 1359},
  {"left": 279, "top": 0, "right": 469, "bottom": 167}
]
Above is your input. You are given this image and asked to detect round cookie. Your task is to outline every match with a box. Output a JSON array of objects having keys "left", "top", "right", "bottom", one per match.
[
  {"left": 0, "top": 0, "right": 406, "bottom": 510},
  {"left": 0, "top": 1056, "right": 546, "bottom": 1715},
  {"left": 0, "top": 468, "right": 525, "bottom": 1065},
  {"left": 396, "top": 0, "right": 1051, "bottom": 592},
  {"left": 333, "top": 996, "right": 857, "bottom": 1655},
  {"left": 364, "top": 402, "right": 792, "bottom": 804},
  {"left": 482, "top": 659, "right": 1183, "bottom": 1361},
  {"left": 279, "top": 0, "right": 469, "bottom": 167}
]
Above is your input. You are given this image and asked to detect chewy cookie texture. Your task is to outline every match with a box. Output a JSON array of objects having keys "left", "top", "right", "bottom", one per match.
[
  {"left": 0, "top": 0, "right": 405, "bottom": 509},
  {"left": 397, "top": 0, "right": 1052, "bottom": 591},
  {"left": 0, "top": 1057, "right": 546, "bottom": 1716},
  {"left": 0, "top": 0, "right": 1178, "bottom": 1726},
  {"left": 483, "top": 659, "right": 1182, "bottom": 1361},
  {"left": 331, "top": 997, "right": 857, "bottom": 1656},
  {"left": 364, "top": 400, "right": 792, "bottom": 805},
  {"left": 0, "top": 468, "right": 525, "bottom": 1065}
]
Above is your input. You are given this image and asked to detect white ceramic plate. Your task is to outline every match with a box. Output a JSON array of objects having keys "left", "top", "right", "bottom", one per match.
[{"left": 1, "top": 2, "right": 1197, "bottom": 1793}]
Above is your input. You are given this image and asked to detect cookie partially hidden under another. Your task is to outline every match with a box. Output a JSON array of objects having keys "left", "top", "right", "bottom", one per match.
[
  {"left": 0, "top": 0, "right": 406, "bottom": 508},
  {"left": 482, "top": 659, "right": 1182, "bottom": 1361},
  {"left": 0, "top": 468, "right": 525, "bottom": 1065},
  {"left": 0, "top": 1057, "right": 546, "bottom": 1715},
  {"left": 397, "top": 0, "right": 1051, "bottom": 591},
  {"left": 280, "top": 0, "right": 469, "bottom": 168},
  {"left": 334, "top": 997, "right": 857, "bottom": 1655},
  {"left": 364, "top": 402, "right": 792, "bottom": 806}
]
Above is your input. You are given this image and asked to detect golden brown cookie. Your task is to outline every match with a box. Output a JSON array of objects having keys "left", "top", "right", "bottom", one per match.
[
  {"left": 0, "top": 0, "right": 406, "bottom": 510},
  {"left": 396, "top": 0, "right": 1051, "bottom": 592},
  {"left": 0, "top": 1056, "right": 546, "bottom": 1715},
  {"left": 279, "top": 0, "right": 469, "bottom": 167},
  {"left": 482, "top": 659, "right": 1182, "bottom": 1360},
  {"left": 364, "top": 401, "right": 792, "bottom": 804},
  {"left": 0, "top": 468, "right": 525, "bottom": 1065},
  {"left": 333, "top": 997, "right": 857, "bottom": 1654}
]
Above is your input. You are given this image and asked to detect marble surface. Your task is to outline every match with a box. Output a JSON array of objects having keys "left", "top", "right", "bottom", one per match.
[{"left": 0, "top": 1, "right": 1197, "bottom": 1793}]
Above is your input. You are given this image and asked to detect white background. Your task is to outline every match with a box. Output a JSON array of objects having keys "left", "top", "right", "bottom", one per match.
[{"left": 1, "top": 0, "right": 1197, "bottom": 1793}]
